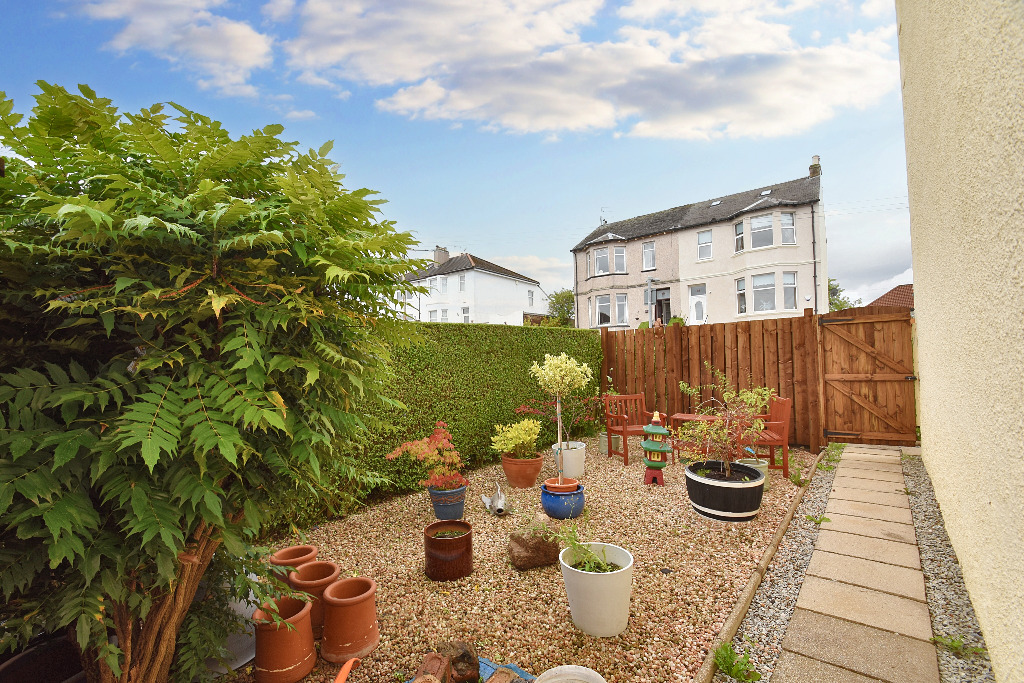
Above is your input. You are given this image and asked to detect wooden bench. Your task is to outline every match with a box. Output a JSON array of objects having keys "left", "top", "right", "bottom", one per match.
[{"left": 603, "top": 394, "right": 655, "bottom": 466}]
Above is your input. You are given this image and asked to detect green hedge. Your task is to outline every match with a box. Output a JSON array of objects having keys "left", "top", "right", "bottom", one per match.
[{"left": 364, "top": 323, "right": 602, "bottom": 492}]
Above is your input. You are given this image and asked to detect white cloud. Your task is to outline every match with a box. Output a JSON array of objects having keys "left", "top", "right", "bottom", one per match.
[
  {"left": 284, "top": 109, "right": 316, "bottom": 120},
  {"left": 860, "top": 0, "right": 894, "bottom": 19},
  {"left": 80, "top": 0, "right": 273, "bottom": 96},
  {"left": 496, "top": 254, "right": 574, "bottom": 292},
  {"left": 261, "top": 0, "right": 295, "bottom": 22},
  {"left": 285, "top": 0, "right": 899, "bottom": 139},
  {"left": 845, "top": 267, "right": 912, "bottom": 306}
]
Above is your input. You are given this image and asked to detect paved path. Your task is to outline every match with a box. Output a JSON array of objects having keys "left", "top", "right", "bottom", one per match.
[{"left": 772, "top": 444, "right": 941, "bottom": 683}]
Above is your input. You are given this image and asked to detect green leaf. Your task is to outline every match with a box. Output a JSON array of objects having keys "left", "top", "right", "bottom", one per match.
[
  {"left": 114, "top": 277, "right": 138, "bottom": 293},
  {"left": 318, "top": 140, "right": 334, "bottom": 157}
]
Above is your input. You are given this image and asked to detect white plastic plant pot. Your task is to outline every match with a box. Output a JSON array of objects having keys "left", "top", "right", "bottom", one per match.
[
  {"left": 597, "top": 433, "right": 621, "bottom": 456},
  {"left": 536, "top": 665, "right": 608, "bottom": 682},
  {"left": 736, "top": 457, "right": 770, "bottom": 491},
  {"left": 551, "top": 441, "right": 586, "bottom": 479},
  {"left": 558, "top": 542, "right": 633, "bottom": 637}
]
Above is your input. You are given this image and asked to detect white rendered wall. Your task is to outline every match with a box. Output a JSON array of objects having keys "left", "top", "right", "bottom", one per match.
[{"left": 896, "top": 1, "right": 1024, "bottom": 679}]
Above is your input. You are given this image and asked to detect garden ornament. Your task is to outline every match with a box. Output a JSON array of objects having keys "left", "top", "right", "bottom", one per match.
[{"left": 481, "top": 482, "right": 508, "bottom": 515}]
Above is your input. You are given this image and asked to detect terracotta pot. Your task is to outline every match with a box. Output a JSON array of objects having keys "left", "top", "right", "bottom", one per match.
[
  {"left": 252, "top": 597, "right": 316, "bottom": 683},
  {"left": 424, "top": 520, "right": 473, "bottom": 581},
  {"left": 269, "top": 544, "right": 317, "bottom": 582},
  {"left": 543, "top": 477, "right": 580, "bottom": 493},
  {"left": 288, "top": 560, "right": 341, "bottom": 639},
  {"left": 501, "top": 453, "right": 544, "bottom": 488},
  {"left": 322, "top": 577, "right": 380, "bottom": 663}
]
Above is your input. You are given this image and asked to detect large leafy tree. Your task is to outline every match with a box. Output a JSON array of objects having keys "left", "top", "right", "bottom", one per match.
[
  {"left": 828, "top": 277, "right": 862, "bottom": 311},
  {"left": 0, "top": 83, "right": 420, "bottom": 682},
  {"left": 546, "top": 288, "right": 575, "bottom": 327}
]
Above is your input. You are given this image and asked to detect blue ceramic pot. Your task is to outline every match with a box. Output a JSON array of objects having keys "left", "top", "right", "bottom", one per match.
[
  {"left": 428, "top": 485, "right": 467, "bottom": 520},
  {"left": 540, "top": 484, "right": 586, "bottom": 519}
]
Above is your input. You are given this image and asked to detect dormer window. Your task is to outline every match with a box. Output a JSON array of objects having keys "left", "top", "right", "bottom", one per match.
[{"left": 594, "top": 248, "right": 609, "bottom": 275}]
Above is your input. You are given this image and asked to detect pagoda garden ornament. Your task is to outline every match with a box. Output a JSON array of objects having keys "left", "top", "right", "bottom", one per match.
[{"left": 641, "top": 412, "right": 672, "bottom": 485}]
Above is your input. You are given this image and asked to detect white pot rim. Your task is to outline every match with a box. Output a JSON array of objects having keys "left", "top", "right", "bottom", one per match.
[{"left": 559, "top": 542, "right": 633, "bottom": 577}]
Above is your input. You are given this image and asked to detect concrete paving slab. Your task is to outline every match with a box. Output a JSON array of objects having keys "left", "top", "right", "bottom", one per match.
[
  {"left": 807, "top": 550, "right": 926, "bottom": 601},
  {"left": 834, "top": 466, "right": 904, "bottom": 483},
  {"left": 837, "top": 459, "right": 904, "bottom": 473},
  {"left": 843, "top": 454, "right": 901, "bottom": 464},
  {"left": 816, "top": 530, "right": 921, "bottom": 569},
  {"left": 829, "top": 487, "right": 910, "bottom": 508},
  {"left": 820, "top": 513, "right": 917, "bottom": 544},
  {"left": 831, "top": 476, "right": 905, "bottom": 494},
  {"left": 782, "top": 609, "right": 940, "bottom": 683},
  {"left": 796, "top": 575, "right": 933, "bottom": 640},
  {"left": 901, "top": 446, "right": 922, "bottom": 456},
  {"left": 826, "top": 498, "right": 914, "bottom": 524},
  {"left": 771, "top": 651, "right": 879, "bottom": 683},
  {"left": 842, "top": 446, "right": 902, "bottom": 456}
]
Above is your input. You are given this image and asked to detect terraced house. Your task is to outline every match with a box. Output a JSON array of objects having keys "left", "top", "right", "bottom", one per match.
[{"left": 572, "top": 157, "right": 828, "bottom": 329}]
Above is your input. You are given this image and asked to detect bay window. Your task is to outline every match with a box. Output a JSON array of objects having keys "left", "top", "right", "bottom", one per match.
[
  {"left": 616, "top": 293, "right": 628, "bottom": 325},
  {"left": 781, "top": 213, "right": 796, "bottom": 244},
  {"left": 596, "top": 294, "right": 611, "bottom": 325},
  {"left": 594, "top": 248, "right": 609, "bottom": 275},
  {"left": 734, "top": 221, "right": 744, "bottom": 252},
  {"left": 783, "top": 272, "right": 798, "bottom": 309},
  {"left": 753, "top": 273, "right": 776, "bottom": 311},
  {"left": 613, "top": 246, "right": 626, "bottom": 273},
  {"left": 736, "top": 278, "right": 747, "bottom": 314},
  {"left": 751, "top": 215, "right": 773, "bottom": 248}
]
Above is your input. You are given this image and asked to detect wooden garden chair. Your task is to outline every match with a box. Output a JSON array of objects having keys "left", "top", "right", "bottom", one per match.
[
  {"left": 748, "top": 396, "right": 793, "bottom": 478},
  {"left": 603, "top": 394, "right": 654, "bottom": 466}
]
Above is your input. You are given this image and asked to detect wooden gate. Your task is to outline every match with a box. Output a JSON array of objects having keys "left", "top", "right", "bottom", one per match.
[{"left": 818, "top": 309, "right": 917, "bottom": 444}]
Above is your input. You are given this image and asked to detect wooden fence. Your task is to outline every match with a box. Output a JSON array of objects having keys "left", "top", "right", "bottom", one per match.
[{"left": 600, "top": 306, "right": 917, "bottom": 452}]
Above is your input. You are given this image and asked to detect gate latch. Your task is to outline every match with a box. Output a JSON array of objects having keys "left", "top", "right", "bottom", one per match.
[{"left": 905, "top": 375, "right": 917, "bottom": 381}]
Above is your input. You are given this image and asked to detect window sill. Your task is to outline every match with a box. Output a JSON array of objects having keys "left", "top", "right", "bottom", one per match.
[{"left": 641, "top": 267, "right": 657, "bottom": 272}]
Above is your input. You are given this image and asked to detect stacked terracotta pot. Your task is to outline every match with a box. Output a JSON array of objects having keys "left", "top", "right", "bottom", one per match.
[{"left": 253, "top": 544, "right": 380, "bottom": 683}]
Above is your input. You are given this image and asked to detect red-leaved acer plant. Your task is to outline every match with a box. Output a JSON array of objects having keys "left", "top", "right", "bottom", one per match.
[{"left": 386, "top": 421, "right": 469, "bottom": 491}]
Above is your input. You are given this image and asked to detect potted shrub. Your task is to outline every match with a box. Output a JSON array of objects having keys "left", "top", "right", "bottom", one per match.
[
  {"left": 492, "top": 418, "right": 544, "bottom": 488},
  {"left": 675, "top": 365, "right": 773, "bottom": 522},
  {"left": 553, "top": 522, "right": 633, "bottom": 637},
  {"left": 529, "top": 353, "right": 594, "bottom": 488},
  {"left": 386, "top": 421, "right": 470, "bottom": 519}
]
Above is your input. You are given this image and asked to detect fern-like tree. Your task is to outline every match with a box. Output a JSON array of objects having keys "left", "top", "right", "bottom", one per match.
[{"left": 0, "top": 83, "right": 421, "bottom": 682}]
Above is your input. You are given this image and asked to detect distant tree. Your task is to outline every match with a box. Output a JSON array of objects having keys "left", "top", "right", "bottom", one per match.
[
  {"left": 829, "top": 278, "right": 862, "bottom": 311},
  {"left": 0, "top": 83, "right": 420, "bottom": 683},
  {"left": 547, "top": 288, "right": 576, "bottom": 327}
]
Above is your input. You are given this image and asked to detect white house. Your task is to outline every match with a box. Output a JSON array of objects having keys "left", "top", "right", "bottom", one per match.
[
  {"left": 402, "top": 247, "right": 548, "bottom": 325},
  {"left": 572, "top": 158, "right": 828, "bottom": 329}
]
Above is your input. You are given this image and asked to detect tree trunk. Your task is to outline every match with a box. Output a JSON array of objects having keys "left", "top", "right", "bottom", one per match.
[{"left": 81, "top": 524, "right": 222, "bottom": 683}]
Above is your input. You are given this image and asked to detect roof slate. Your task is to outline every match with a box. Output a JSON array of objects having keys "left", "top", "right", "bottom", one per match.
[
  {"left": 407, "top": 252, "right": 539, "bottom": 285},
  {"left": 571, "top": 174, "right": 821, "bottom": 251},
  {"left": 868, "top": 284, "right": 914, "bottom": 308}
]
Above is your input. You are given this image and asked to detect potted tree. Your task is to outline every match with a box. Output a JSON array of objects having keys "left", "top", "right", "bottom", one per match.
[
  {"left": 529, "top": 353, "right": 594, "bottom": 489},
  {"left": 492, "top": 418, "right": 544, "bottom": 488},
  {"left": 675, "top": 366, "right": 774, "bottom": 522},
  {"left": 553, "top": 522, "right": 633, "bottom": 637},
  {"left": 386, "top": 421, "right": 470, "bottom": 519}
]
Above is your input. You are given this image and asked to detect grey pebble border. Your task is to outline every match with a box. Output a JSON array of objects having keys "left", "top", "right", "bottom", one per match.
[
  {"left": 902, "top": 450, "right": 994, "bottom": 683},
  {"left": 711, "top": 449, "right": 837, "bottom": 683}
]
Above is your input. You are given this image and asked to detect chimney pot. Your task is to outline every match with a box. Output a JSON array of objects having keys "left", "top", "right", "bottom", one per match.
[
  {"left": 809, "top": 155, "right": 821, "bottom": 177},
  {"left": 433, "top": 246, "right": 450, "bottom": 263}
]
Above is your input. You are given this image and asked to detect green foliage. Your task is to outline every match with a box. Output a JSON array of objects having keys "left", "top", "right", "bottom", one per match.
[
  {"left": 823, "top": 441, "right": 845, "bottom": 463},
  {"left": 828, "top": 277, "right": 862, "bottom": 311},
  {"left": 788, "top": 465, "right": 810, "bottom": 487},
  {"left": 546, "top": 288, "right": 576, "bottom": 327},
  {"left": 805, "top": 514, "right": 831, "bottom": 525},
  {"left": 676, "top": 363, "right": 774, "bottom": 476},
  {"left": 550, "top": 521, "right": 619, "bottom": 573},
  {"left": 0, "top": 83, "right": 420, "bottom": 679},
  {"left": 385, "top": 421, "right": 468, "bottom": 491},
  {"left": 360, "top": 324, "right": 601, "bottom": 493},
  {"left": 638, "top": 321, "right": 650, "bottom": 329},
  {"left": 667, "top": 316, "right": 686, "bottom": 326},
  {"left": 931, "top": 634, "right": 987, "bottom": 659},
  {"left": 713, "top": 642, "right": 762, "bottom": 681},
  {"left": 491, "top": 419, "right": 542, "bottom": 458}
]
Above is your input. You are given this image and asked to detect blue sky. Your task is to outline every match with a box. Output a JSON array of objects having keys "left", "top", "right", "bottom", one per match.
[{"left": 2, "top": 0, "right": 911, "bottom": 304}]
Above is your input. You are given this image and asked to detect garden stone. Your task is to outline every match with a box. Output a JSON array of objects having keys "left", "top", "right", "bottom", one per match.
[
  {"left": 509, "top": 532, "right": 560, "bottom": 570},
  {"left": 436, "top": 641, "right": 479, "bottom": 683}
]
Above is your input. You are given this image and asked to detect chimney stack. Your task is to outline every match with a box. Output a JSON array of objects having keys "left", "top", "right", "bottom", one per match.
[
  {"left": 433, "top": 246, "right": 450, "bottom": 263},
  {"left": 809, "top": 155, "right": 821, "bottom": 177}
]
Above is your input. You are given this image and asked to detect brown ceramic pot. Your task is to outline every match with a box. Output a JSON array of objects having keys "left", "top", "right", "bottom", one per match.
[
  {"left": 501, "top": 453, "right": 544, "bottom": 488},
  {"left": 424, "top": 520, "right": 473, "bottom": 581},
  {"left": 288, "top": 560, "right": 341, "bottom": 639},
  {"left": 543, "top": 477, "right": 580, "bottom": 493},
  {"left": 252, "top": 596, "right": 316, "bottom": 683},
  {"left": 269, "top": 544, "right": 317, "bottom": 582},
  {"left": 322, "top": 577, "right": 380, "bottom": 663}
]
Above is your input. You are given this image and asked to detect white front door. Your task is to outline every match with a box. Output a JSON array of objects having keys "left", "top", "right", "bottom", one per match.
[{"left": 689, "top": 284, "right": 707, "bottom": 325}]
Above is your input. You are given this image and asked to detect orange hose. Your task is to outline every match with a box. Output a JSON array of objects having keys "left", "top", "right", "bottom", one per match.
[{"left": 334, "top": 657, "right": 361, "bottom": 683}]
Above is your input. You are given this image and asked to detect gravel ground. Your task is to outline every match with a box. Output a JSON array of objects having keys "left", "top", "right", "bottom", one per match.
[
  {"left": 715, "top": 447, "right": 835, "bottom": 683},
  {"left": 902, "top": 450, "right": 994, "bottom": 683},
  {"left": 246, "top": 435, "right": 815, "bottom": 683}
]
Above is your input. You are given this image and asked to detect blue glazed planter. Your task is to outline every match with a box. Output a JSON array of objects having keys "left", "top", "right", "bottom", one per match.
[
  {"left": 428, "top": 485, "right": 467, "bottom": 520},
  {"left": 540, "top": 484, "right": 586, "bottom": 519}
]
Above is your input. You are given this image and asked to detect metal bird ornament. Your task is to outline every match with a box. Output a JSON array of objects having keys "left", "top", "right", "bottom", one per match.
[{"left": 481, "top": 481, "right": 508, "bottom": 516}]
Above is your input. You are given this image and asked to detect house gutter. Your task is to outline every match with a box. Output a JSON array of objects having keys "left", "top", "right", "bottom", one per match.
[{"left": 811, "top": 202, "right": 819, "bottom": 313}]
